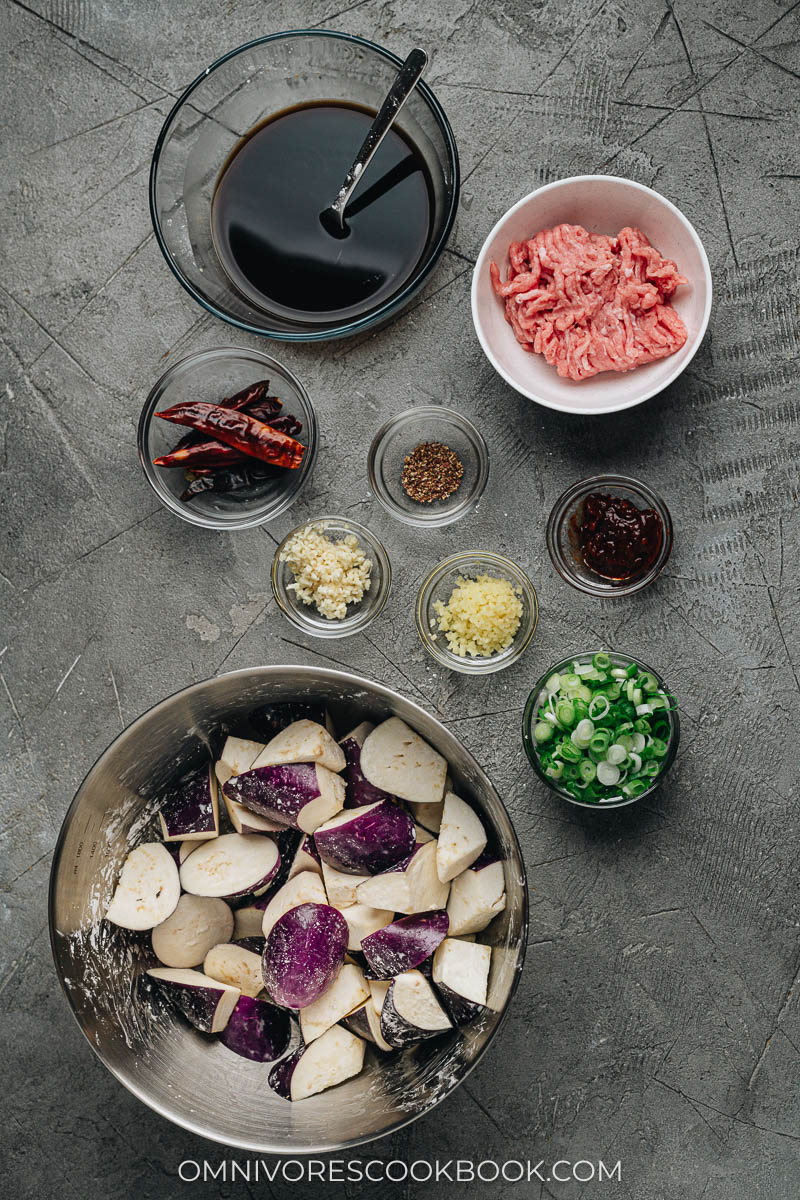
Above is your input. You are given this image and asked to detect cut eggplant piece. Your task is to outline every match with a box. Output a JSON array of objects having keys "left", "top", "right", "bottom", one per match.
[
  {"left": 179, "top": 833, "right": 280, "bottom": 899},
  {"left": 151, "top": 894, "right": 234, "bottom": 968},
  {"left": 214, "top": 735, "right": 266, "bottom": 786},
  {"left": 146, "top": 967, "right": 240, "bottom": 1033},
  {"left": 435, "top": 792, "right": 487, "bottom": 883},
  {"left": 341, "top": 998, "right": 394, "bottom": 1051},
  {"left": 379, "top": 970, "right": 452, "bottom": 1048},
  {"left": 408, "top": 800, "right": 443, "bottom": 834},
  {"left": 359, "top": 718, "right": 447, "bottom": 806},
  {"left": 356, "top": 840, "right": 450, "bottom": 915},
  {"left": 314, "top": 800, "right": 416, "bottom": 876},
  {"left": 340, "top": 721, "right": 392, "bottom": 808},
  {"left": 163, "top": 839, "right": 200, "bottom": 867},
  {"left": 361, "top": 910, "right": 449, "bottom": 979},
  {"left": 223, "top": 792, "right": 285, "bottom": 836},
  {"left": 336, "top": 902, "right": 394, "bottom": 951},
  {"left": 220, "top": 994, "right": 291, "bottom": 1062},
  {"left": 320, "top": 859, "right": 368, "bottom": 908},
  {"left": 204, "top": 941, "right": 264, "bottom": 998},
  {"left": 252, "top": 720, "right": 345, "bottom": 774},
  {"left": 432, "top": 937, "right": 491, "bottom": 1023},
  {"left": 369, "top": 979, "right": 390, "bottom": 1016},
  {"left": 287, "top": 834, "right": 322, "bottom": 880},
  {"left": 105, "top": 843, "right": 180, "bottom": 931},
  {"left": 158, "top": 765, "right": 219, "bottom": 843},
  {"left": 298, "top": 962, "right": 369, "bottom": 1043},
  {"left": 446, "top": 855, "right": 506, "bottom": 936},
  {"left": 269, "top": 1024, "right": 365, "bottom": 1101},
  {"left": 260, "top": 871, "right": 328, "bottom": 938},
  {"left": 263, "top": 902, "right": 348, "bottom": 1009},
  {"left": 223, "top": 763, "right": 345, "bottom": 835},
  {"left": 233, "top": 893, "right": 271, "bottom": 940},
  {"left": 249, "top": 702, "right": 333, "bottom": 742},
  {"left": 413, "top": 823, "right": 434, "bottom": 844}
]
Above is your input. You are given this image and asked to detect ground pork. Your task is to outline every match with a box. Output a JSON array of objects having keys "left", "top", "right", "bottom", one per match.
[{"left": 490, "top": 224, "right": 688, "bottom": 381}]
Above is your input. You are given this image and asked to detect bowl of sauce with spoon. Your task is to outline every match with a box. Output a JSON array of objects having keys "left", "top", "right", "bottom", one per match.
[{"left": 150, "top": 32, "right": 459, "bottom": 340}]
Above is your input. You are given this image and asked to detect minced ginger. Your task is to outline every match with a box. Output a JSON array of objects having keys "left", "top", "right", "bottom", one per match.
[
  {"left": 280, "top": 526, "right": 372, "bottom": 621},
  {"left": 433, "top": 573, "right": 522, "bottom": 657}
]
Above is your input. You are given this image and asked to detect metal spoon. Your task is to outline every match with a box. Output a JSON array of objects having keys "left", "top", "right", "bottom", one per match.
[{"left": 320, "top": 48, "right": 428, "bottom": 238}]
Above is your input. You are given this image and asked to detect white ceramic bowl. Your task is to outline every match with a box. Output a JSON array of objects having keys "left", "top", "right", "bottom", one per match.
[{"left": 471, "top": 175, "right": 712, "bottom": 415}]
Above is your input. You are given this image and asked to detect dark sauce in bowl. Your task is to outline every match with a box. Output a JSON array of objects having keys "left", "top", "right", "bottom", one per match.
[
  {"left": 211, "top": 101, "right": 434, "bottom": 324},
  {"left": 578, "top": 493, "right": 663, "bottom": 581}
]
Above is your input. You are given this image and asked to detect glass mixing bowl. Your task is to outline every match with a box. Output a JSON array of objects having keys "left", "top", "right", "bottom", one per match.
[{"left": 150, "top": 31, "right": 459, "bottom": 340}]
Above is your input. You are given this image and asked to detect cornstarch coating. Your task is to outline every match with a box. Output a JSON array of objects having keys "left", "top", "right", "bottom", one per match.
[{"left": 490, "top": 224, "right": 688, "bottom": 381}]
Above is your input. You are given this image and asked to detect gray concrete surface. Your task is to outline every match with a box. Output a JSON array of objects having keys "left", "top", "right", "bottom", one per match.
[{"left": 2, "top": 0, "right": 799, "bottom": 1196}]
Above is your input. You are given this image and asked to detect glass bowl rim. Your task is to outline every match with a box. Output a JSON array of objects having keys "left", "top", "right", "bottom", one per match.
[
  {"left": 148, "top": 28, "right": 461, "bottom": 342},
  {"left": 271, "top": 514, "right": 393, "bottom": 638},
  {"left": 367, "top": 405, "right": 490, "bottom": 527},
  {"left": 137, "top": 345, "right": 318, "bottom": 530},
  {"left": 415, "top": 550, "right": 539, "bottom": 674},
  {"left": 522, "top": 648, "right": 680, "bottom": 810},
  {"left": 546, "top": 473, "right": 673, "bottom": 597}
]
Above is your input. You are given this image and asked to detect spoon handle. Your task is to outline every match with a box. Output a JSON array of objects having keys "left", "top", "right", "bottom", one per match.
[{"left": 331, "top": 48, "right": 428, "bottom": 221}]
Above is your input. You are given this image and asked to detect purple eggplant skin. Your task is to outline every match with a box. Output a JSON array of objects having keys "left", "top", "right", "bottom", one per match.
[
  {"left": 235, "top": 935, "right": 266, "bottom": 954},
  {"left": 435, "top": 981, "right": 486, "bottom": 1026},
  {"left": 147, "top": 970, "right": 235, "bottom": 1034},
  {"left": 263, "top": 902, "right": 348, "bottom": 1009},
  {"left": 314, "top": 801, "right": 416, "bottom": 876},
  {"left": 341, "top": 1003, "right": 375, "bottom": 1044},
  {"left": 223, "top": 763, "right": 326, "bottom": 831},
  {"left": 468, "top": 847, "right": 501, "bottom": 872},
  {"left": 268, "top": 1045, "right": 303, "bottom": 1099},
  {"left": 361, "top": 911, "right": 449, "bottom": 980},
  {"left": 220, "top": 995, "right": 291, "bottom": 1062},
  {"left": 340, "top": 733, "right": 391, "bottom": 809},
  {"left": 159, "top": 765, "right": 217, "bottom": 840},
  {"left": 249, "top": 703, "right": 330, "bottom": 741},
  {"left": 379, "top": 980, "right": 448, "bottom": 1049}
]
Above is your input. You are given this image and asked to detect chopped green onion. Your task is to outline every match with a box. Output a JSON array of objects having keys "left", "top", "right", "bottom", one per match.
[
  {"left": 579, "top": 759, "right": 597, "bottom": 783},
  {"left": 534, "top": 721, "right": 552, "bottom": 743},
  {"left": 556, "top": 699, "right": 575, "bottom": 727},
  {"left": 606, "top": 744, "right": 627, "bottom": 766},
  {"left": 593, "top": 652, "right": 612, "bottom": 671},
  {"left": 558, "top": 740, "right": 582, "bottom": 763},
  {"left": 589, "top": 695, "right": 610, "bottom": 720},
  {"left": 545, "top": 672, "right": 561, "bottom": 693},
  {"left": 636, "top": 702, "right": 653, "bottom": 716},
  {"left": 597, "top": 761, "right": 620, "bottom": 786},
  {"left": 650, "top": 737, "right": 668, "bottom": 759},
  {"left": 546, "top": 762, "right": 564, "bottom": 780}
]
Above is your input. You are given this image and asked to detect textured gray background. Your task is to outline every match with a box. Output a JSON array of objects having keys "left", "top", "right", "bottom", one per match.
[{"left": 2, "top": 0, "right": 799, "bottom": 1196}]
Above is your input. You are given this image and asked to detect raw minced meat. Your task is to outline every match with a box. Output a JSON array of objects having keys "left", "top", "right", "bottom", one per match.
[{"left": 490, "top": 224, "right": 688, "bottom": 381}]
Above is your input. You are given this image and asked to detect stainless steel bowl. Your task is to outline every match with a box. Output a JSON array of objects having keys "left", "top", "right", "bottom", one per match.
[{"left": 49, "top": 666, "right": 527, "bottom": 1152}]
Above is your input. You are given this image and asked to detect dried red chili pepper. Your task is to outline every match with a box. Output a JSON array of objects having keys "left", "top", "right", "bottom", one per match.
[
  {"left": 154, "top": 401, "right": 305, "bottom": 470},
  {"left": 262, "top": 412, "right": 302, "bottom": 437},
  {"left": 225, "top": 380, "right": 278, "bottom": 413},
  {"left": 153, "top": 441, "right": 249, "bottom": 469}
]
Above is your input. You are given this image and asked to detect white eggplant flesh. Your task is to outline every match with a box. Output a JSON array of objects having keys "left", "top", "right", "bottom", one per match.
[
  {"left": 252, "top": 720, "right": 346, "bottom": 774},
  {"left": 179, "top": 833, "right": 280, "bottom": 899},
  {"left": 147, "top": 967, "right": 240, "bottom": 1033},
  {"left": 435, "top": 792, "right": 488, "bottom": 883},
  {"left": 356, "top": 840, "right": 450, "bottom": 915},
  {"left": 432, "top": 937, "right": 491, "bottom": 1011},
  {"left": 408, "top": 800, "right": 443, "bottom": 834},
  {"left": 299, "top": 962, "right": 370, "bottom": 1043},
  {"left": 446, "top": 858, "right": 506, "bottom": 936},
  {"left": 359, "top": 718, "right": 447, "bottom": 805},
  {"left": 380, "top": 970, "right": 452, "bottom": 1048},
  {"left": 203, "top": 942, "right": 264, "bottom": 998},
  {"left": 215, "top": 736, "right": 266, "bottom": 786},
  {"left": 336, "top": 902, "right": 394, "bottom": 951},
  {"left": 260, "top": 871, "right": 327, "bottom": 938},
  {"left": 413, "top": 823, "right": 434, "bottom": 843},
  {"left": 223, "top": 792, "right": 285, "bottom": 835},
  {"left": 321, "top": 859, "right": 369, "bottom": 908},
  {"left": 105, "top": 843, "right": 180, "bottom": 931},
  {"left": 151, "top": 894, "right": 233, "bottom": 968},
  {"left": 287, "top": 835, "right": 322, "bottom": 880},
  {"left": 369, "top": 979, "right": 390, "bottom": 1016},
  {"left": 269, "top": 1025, "right": 365, "bottom": 1101}
]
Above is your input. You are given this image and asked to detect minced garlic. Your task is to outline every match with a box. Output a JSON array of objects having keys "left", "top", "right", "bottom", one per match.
[
  {"left": 433, "top": 573, "right": 522, "bottom": 657},
  {"left": 280, "top": 525, "right": 372, "bottom": 621}
]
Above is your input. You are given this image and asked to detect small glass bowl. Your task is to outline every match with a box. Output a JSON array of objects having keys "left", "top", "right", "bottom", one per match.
[
  {"left": 271, "top": 516, "right": 391, "bottom": 639},
  {"left": 522, "top": 650, "right": 680, "bottom": 810},
  {"left": 138, "top": 347, "right": 317, "bottom": 530},
  {"left": 415, "top": 552, "right": 538, "bottom": 674},
  {"left": 368, "top": 407, "right": 489, "bottom": 527},
  {"left": 546, "top": 475, "right": 673, "bottom": 597}
]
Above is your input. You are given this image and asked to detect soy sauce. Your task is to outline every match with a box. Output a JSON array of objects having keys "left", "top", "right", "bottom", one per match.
[{"left": 211, "top": 101, "right": 434, "bottom": 323}]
